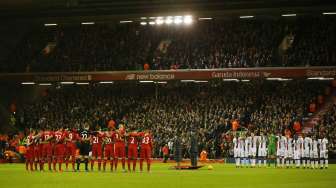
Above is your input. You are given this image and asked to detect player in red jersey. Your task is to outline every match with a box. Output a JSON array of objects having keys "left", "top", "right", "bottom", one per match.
[
  {"left": 91, "top": 128, "right": 104, "bottom": 171},
  {"left": 53, "top": 128, "right": 66, "bottom": 172},
  {"left": 103, "top": 129, "right": 115, "bottom": 171},
  {"left": 127, "top": 131, "right": 139, "bottom": 172},
  {"left": 65, "top": 128, "right": 78, "bottom": 171},
  {"left": 34, "top": 130, "right": 44, "bottom": 171},
  {"left": 114, "top": 124, "right": 126, "bottom": 172},
  {"left": 25, "top": 129, "right": 36, "bottom": 171},
  {"left": 41, "top": 128, "right": 54, "bottom": 171},
  {"left": 139, "top": 130, "right": 153, "bottom": 172}
]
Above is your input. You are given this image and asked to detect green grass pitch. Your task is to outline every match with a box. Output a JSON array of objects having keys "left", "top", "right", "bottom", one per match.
[{"left": 0, "top": 163, "right": 335, "bottom": 188}]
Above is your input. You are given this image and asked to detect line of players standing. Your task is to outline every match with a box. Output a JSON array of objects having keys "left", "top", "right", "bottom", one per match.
[
  {"left": 24, "top": 123, "right": 153, "bottom": 172},
  {"left": 233, "top": 132, "right": 328, "bottom": 169}
]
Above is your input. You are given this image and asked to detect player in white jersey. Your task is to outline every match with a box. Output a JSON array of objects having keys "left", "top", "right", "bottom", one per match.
[
  {"left": 311, "top": 136, "right": 319, "bottom": 169},
  {"left": 233, "top": 134, "right": 241, "bottom": 167},
  {"left": 318, "top": 136, "right": 328, "bottom": 169},
  {"left": 249, "top": 133, "right": 258, "bottom": 167},
  {"left": 294, "top": 135, "right": 303, "bottom": 168},
  {"left": 245, "top": 134, "right": 251, "bottom": 167},
  {"left": 276, "top": 133, "right": 286, "bottom": 168},
  {"left": 285, "top": 137, "right": 294, "bottom": 168},
  {"left": 239, "top": 136, "right": 246, "bottom": 167},
  {"left": 257, "top": 132, "right": 267, "bottom": 167},
  {"left": 303, "top": 135, "right": 312, "bottom": 168}
]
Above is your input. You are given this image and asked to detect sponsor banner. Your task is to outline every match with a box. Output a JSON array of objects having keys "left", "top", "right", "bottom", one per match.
[{"left": 0, "top": 67, "right": 335, "bottom": 82}]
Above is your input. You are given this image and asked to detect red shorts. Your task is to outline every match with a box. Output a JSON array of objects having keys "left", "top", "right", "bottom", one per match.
[
  {"left": 104, "top": 144, "right": 114, "bottom": 159},
  {"left": 66, "top": 143, "right": 77, "bottom": 157},
  {"left": 25, "top": 146, "right": 35, "bottom": 160},
  {"left": 114, "top": 142, "right": 125, "bottom": 158},
  {"left": 42, "top": 144, "right": 53, "bottom": 158},
  {"left": 128, "top": 145, "right": 138, "bottom": 159},
  {"left": 92, "top": 144, "right": 102, "bottom": 158},
  {"left": 140, "top": 145, "right": 151, "bottom": 159},
  {"left": 54, "top": 144, "right": 66, "bottom": 157},
  {"left": 34, "top": 145, "right": 41, "bottom": 160}
]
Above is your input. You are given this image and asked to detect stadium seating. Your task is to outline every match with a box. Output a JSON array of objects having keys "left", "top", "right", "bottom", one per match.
[{"left": 2, "top": 16, "right": 335, "bottom": 73}]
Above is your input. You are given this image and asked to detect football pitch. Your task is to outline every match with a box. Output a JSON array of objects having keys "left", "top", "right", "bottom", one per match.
[{"left": 0, "top": 163, "right": 335, "bottom": 188}]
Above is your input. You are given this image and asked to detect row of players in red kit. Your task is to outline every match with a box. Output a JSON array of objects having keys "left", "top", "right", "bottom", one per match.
[{"left": 24, "top": 125, "right": 153, "bottom": 173}]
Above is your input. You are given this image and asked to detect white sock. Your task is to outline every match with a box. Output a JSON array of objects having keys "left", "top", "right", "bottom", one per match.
[
  {"left": 264, "top": 159, "right": 267, "bottom": 166},
  {"left": 277, "top": 158, "right": 280, "bottom": 167},
  {"left": 258, "top": 159, "right": 261, "bottom": 166},
  {"left": 281, "top": 158, "right": 285, "bottom": 167},
  {"left": 320, "top": 160, "right": 324, "bottom": 168},
  {"left": 315, "top": 160, "right": 318, "bottom": 168},
  {"left": 237, "top": 158, "right": 240, "bottom": 166},
  {"left": 303, "top": 160, "right": 306, "bottom": 167},
  {"left": 325, "top": 160, "right": 328, "bottom": 168}
]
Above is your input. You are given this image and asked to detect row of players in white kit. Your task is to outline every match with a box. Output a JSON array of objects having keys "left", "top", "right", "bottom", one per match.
[{"left": 232, "top": 133, "right": 328, "bottom": 169}]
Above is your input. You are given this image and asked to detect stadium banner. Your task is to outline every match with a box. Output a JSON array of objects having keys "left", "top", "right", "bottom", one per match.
[{"left": 0, "top": 66, "right": 335, "bottom": 82}]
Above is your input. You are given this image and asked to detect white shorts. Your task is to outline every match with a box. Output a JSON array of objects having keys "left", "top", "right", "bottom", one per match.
[
  {"left": 258, "top": 149, "right": 267, "bottom": 157},
  {"left": 320, "top": 151, "right": 328, "bottom": 159},
  {"left": 277, "top": 149, "right": 285, "bottom": 157},
  {"left": 249, "top": 148, "right": 256, "bottom": 157},
  {"left": 234, "top": 149, "right": 240, "bottom": 158},
  {"left": 293, "top": 150, "right": 301, "bottom": 160},
  {"left": 310, "top": 151, "right": 318, "bottom": 159},
  {"left": 303, "top": 150, "right": 310, "bottom": 158},
  {"left": 286, "top": 150, "right": 293, "bottom": 158},
  {"left": 240, "top": 150, "right": 246, "bottom": 158}
]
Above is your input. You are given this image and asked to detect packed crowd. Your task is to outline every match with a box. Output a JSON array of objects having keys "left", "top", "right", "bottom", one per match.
[
  {"left": 2, "top": 16, "right": 335, "bottom": 72},
  {"left": 1, "top": 80, "right": 333, "bottom": 161}
]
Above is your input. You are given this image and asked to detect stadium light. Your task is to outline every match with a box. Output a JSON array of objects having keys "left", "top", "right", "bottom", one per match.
[
  {"left": 165, "top": 17, "right": 173, "bottom": 25},
  {"left": 181, "top": 80, "right": 195, "bottom": 82},
  {"left": 183, "top": 15, "right": 193, "bottom": 25},
  {"left": 81, "top": 22, "right": 95, "bottom": 25},
  {"left": 266, "top": 77, "right": 281, "bottom": 81},
  {"left": 194, "top": 80, "right": 208, "bottom": 83},
  {"left": 38, "top": 83, "right": 52, "bottom": 86},
  {"left": 140, "top": 22, "right": 147, "bottom": 25},
  {"left": 156, "top": 18, "right": 164, "bottom": 25},
  {"left": 174, "top": 16, "right": 183, "bottom": 25},
  {"left": 60, "top": 81, "right": 74, "bottom": 85},
  {"left": 76, "top": 82, "right": 89, "bottom": 85},
  {"left": 21, "top": 82, "right": 35, "bottom": 85},
  {"left": 241, "top": 80, "right": 250, "bottom": 82},
  {"left": 308, "top": 77, "right": 334, "bottom": 80},
  {"left": 99, "top": 81, "right": 114, "bottom": 84},
  {"left": 120, "top": 20, "right": 133, "bottom": 23},
  {"left": 141, "top": 17, "right": 147, "bottom": 20},
  {"left": 199, "top": 17, "right": 212, "bottom": 20},
  {"left": 149, "top": 21, "right": 155, "bottom": 25},
  {"left": 139, "top": 80, "right": 154, "bottom": 83},
  {"left": 281, "top": 14, "right": 296, "bottom": 17},
  {"left": 44, "top": 23, "right": 57, "bottom": 26},
  {"left": 323, "top": 12, "right": 336, "bottom": 15},
  {"left": 239, "top": 16, "right": 254, "bottom": 19},
  {"left": 156, "top": 81, "right": 167, "bottom": 84},
  {"left": 223, "top": 79, "right": 239, "bottom": 82}
]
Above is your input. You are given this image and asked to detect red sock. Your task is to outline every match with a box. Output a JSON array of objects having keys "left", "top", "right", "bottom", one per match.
[
  {"left": 133, "top": 159, "right": 137, "bottom": 171},
  {"left": 53, "top": 159, "right": 57, "bottom": 171},
  {"left": 114, "top": 158, "right": 118, "bottom": 170},
  {"left": 98, "top": 159, "right": 101, "bottom": 171},
  {"left": 48, "top": 158, "right": 52, "bottom": 170},
  {"left": 103, "top": 160, "right": 107, "bottom": 171},
  {"left": 140, "top": 159, "right": 144, "bottom": 171},
  {"left": 147, "top": 159, "right": 151, "bottom": 172},
  {"left": 59, "top": 159, "right": 63, "bottom": 171},
  {"left": 34, "top": 162, "right": 38, "bottom": 171},
  {"left": 30, "top": 161, "right": 34, "bottom": 171},
  {"left": 122, "top": 158, "right": 125, "bottom": 170},
  {"left": 65, "top": 159, "right": 69, "bottom": 170},
  {"left": 26, "top": 161, "right": 29, "bottom": 171},
  {"left": 110, "top": 160, "right": 114, "bottom": 171},
  {"left": 127, "top": 159, "right": 131, "bottom": 171}
]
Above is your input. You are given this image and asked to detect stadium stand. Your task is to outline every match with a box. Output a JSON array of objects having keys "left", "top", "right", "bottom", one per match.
[{"left": 2, "top": 16, "right": 335, "bottom": 72}]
